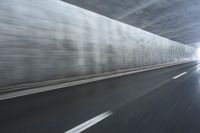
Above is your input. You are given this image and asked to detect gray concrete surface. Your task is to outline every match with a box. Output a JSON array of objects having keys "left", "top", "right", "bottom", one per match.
[
  {"left": 0, "top": 61, "right": 193, "bottom": 99},
  {"left": 63, "top": 0, "right": 200, "bottom": 46},
  {"left": 0, "top": 0, "right": 197, "bottom": 88}
]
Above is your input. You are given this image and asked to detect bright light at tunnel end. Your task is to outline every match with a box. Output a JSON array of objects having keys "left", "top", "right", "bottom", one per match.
[{"left": 198, "top": 48, "right": 200, "bottom": 60}]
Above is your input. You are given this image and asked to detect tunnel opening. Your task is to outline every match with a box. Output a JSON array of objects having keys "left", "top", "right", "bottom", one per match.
[{"left": 198, "top": 48, "right": 200, "bottom": 60}]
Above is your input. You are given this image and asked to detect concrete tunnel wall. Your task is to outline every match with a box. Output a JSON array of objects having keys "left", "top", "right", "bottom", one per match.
[{"left": 0, "top": 0, "right": 197, "bottom": 88}]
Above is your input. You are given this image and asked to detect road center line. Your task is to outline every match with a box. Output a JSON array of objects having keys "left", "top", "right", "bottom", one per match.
[
  {"left": 172, "top": 72, "right": 187, "bottom": 79},
  {"left": 64, "top": 111, "right": 113, "bottom": 133}
]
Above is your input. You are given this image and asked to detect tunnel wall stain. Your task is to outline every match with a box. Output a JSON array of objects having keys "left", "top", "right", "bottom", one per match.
[{"left": 0, "top": 0, "right": 197, "bottom": 88}]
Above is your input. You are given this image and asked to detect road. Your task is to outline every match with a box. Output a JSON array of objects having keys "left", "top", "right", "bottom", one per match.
[{"left": 0, "top": 62, "right": 200, "bottom": 133}]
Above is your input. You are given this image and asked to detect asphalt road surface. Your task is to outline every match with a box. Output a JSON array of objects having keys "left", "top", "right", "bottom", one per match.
[{"left": 0, "top": 62, "right": 200, "bottom": 133}]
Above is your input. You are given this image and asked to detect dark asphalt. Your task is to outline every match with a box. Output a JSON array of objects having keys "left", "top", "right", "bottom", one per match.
[{"left": 0, "top": 62, "right": 200, "bottom": 133}]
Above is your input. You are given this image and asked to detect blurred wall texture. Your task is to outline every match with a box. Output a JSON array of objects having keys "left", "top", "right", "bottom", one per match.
[{"left": 0, "top": 0, "right": 197, "bottom": 88}]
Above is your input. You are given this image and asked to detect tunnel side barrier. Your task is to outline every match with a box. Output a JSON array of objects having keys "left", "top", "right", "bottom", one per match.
[
  {"left": 0, "top": 0, "right": 198, "bottom": 91},
  {"left": 0, "top": 60, "right": 197, "bottom": 97}
]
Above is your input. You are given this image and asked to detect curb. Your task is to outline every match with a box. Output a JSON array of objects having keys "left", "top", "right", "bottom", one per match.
[{"left": 0, "top": 60, "right": 197, "bottom": 100}]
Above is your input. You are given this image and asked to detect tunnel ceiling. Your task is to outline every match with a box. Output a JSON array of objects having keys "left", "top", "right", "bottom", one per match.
[{"left": 62, "top": 0, "right": 200, "bottom": 47}]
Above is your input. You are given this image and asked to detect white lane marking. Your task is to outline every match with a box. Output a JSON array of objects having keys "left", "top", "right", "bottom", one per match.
[
  {"left": 0, "top": 61, "right": 192, "bottom": 100},
  {"left": 172, "top": 72, "right": 187, "bottom": 79},
  {"left": 65, "top": 111, "right": 113, "bottom": 133}
]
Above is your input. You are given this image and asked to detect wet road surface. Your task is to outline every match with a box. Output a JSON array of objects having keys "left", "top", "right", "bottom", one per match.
[{"left": 0, "top": 62, "right": 200, "bottom": 133}]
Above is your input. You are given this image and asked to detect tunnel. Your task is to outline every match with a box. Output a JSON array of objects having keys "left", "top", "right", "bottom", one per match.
[{"left": 0, "top": 0, "right": 200, "bottom": 133}]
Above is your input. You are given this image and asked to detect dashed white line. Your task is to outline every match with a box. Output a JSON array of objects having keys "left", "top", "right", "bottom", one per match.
[
  {"left": 64, "top": 111, "right": 113, "bottom": 133},
  {"left": 172, "top": 72, "right": 187, "bottom": 79}
]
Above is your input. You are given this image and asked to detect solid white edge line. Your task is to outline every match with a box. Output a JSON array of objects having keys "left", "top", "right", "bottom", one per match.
[
  {"left": 172, "top": 72, "right": 187, "bottom": 79},
  {"left": 65, "top": 111, "right": 113, "bottom": 133},
  {"left": 0, "top": 61, "right": 195, "bottom": 100}
]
